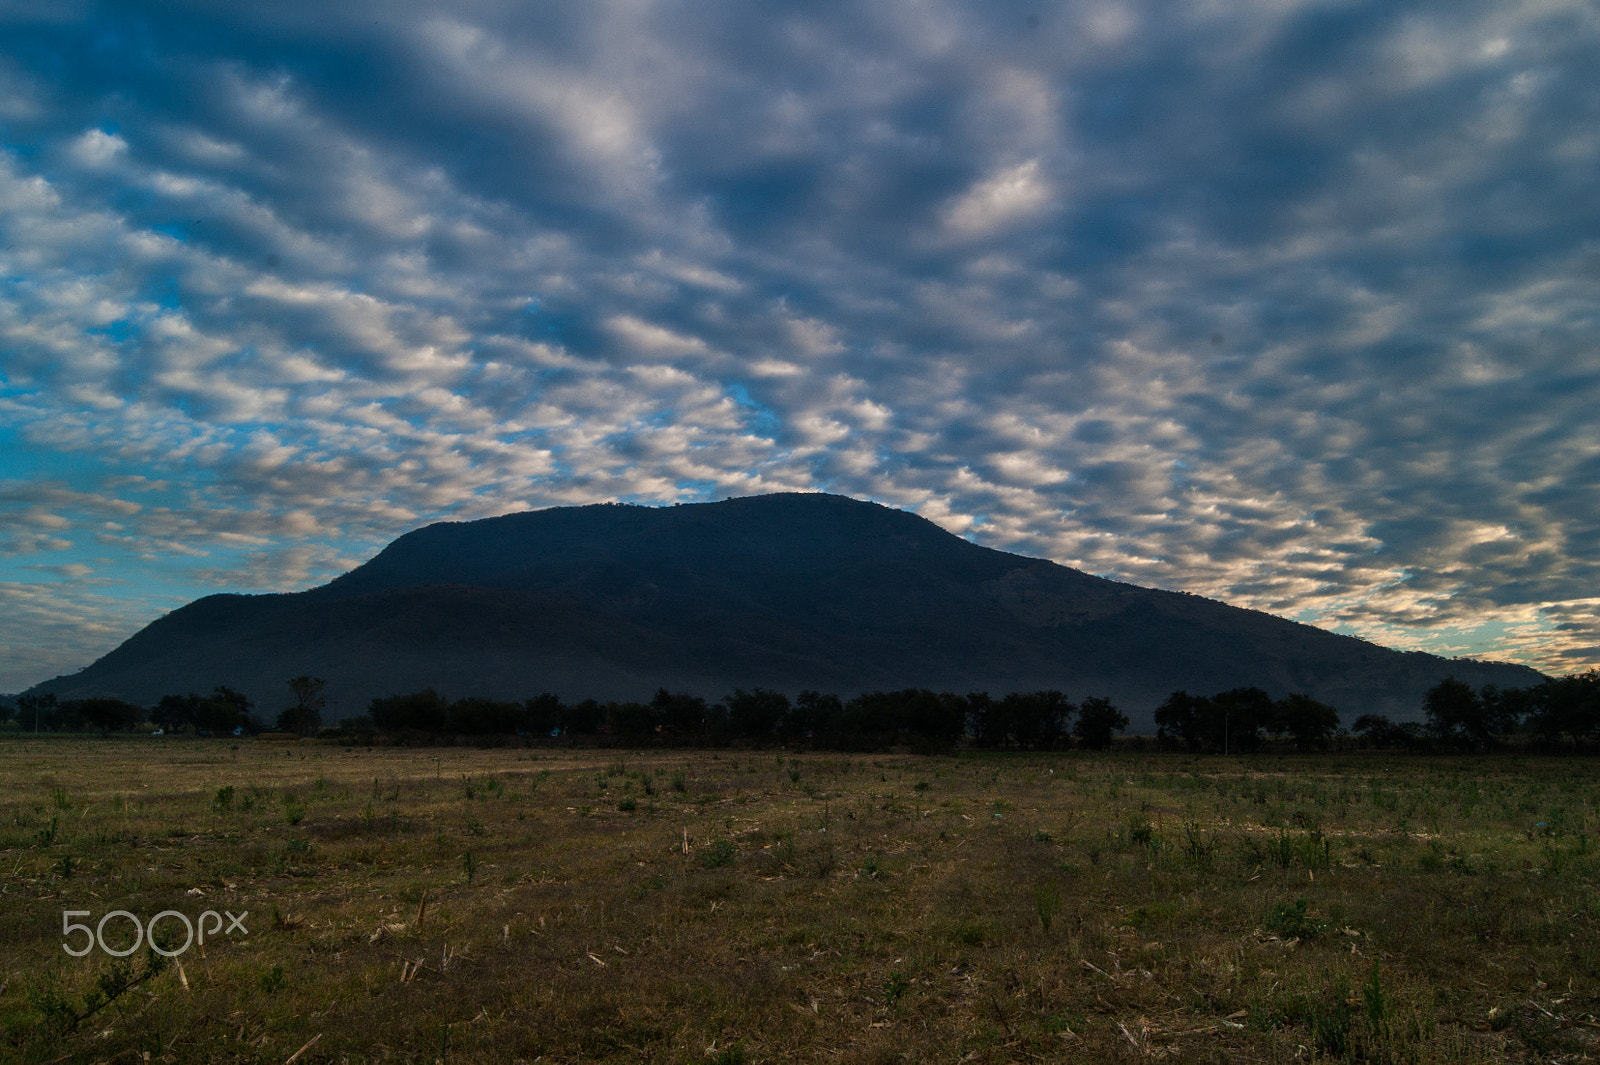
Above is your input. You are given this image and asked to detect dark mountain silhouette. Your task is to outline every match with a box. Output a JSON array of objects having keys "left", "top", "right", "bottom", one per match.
[{"left": 27, "top": 493, "right": 1542, "bottom": 726}]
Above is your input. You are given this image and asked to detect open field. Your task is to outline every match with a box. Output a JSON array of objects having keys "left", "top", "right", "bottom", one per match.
[{"left": 3, "top": 739, "right": 1600, "bottom": 1063}]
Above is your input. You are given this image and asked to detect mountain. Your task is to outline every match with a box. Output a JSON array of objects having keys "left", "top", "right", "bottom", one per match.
[{"left": 27, "top": 493, "right": 1543, "bottom": 726}]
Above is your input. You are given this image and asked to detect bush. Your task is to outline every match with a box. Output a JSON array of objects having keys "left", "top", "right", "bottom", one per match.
[{"left": 1265, "top": 897, "right": 1327, "bottom": 939}]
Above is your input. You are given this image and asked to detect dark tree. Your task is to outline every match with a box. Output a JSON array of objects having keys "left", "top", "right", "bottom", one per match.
[
  {"left": 1270, "top": 693, "right": 1341, "bottom": 750},
  {"left": 369, "top": 689, "right": 449, "bottom": 732},
  {"left": 207, "top": 686, "right": 254, "bottom": 732},
  {"left": 1209, "top": 687, "right": 1274, "bottom": 752},
  {"left": 965, "top": 692, "right": 1000, "bottom": 747},
  {"left": 565, "top": 698, "right": 604, "bottom": 734},
  {"left": 1527, "top": 671, "right": 1600, "bottom": 745},
  {"left": 1352, "top": 713, "right": 1404, "bottom": 748},
  {"left": 605, "top": 700, "right": 656, "bottom": 740},
  {"left": 154, "top": 693, "right": 202, "bottom": 733},
  {"left": 722, "top": 688, "right": 791, "bottom": 739},
  {"left": 524, "top": 693, "right": 566, "bottom": 735},
  {"left": 278, "top": 676, "right": 327, "bottom": 736},
  {"left": 17, "top": 693, "right": 59, "bottom": 732},
  {"left": 997, "top": 690, "right": 1074, "bottom": 749},
  {"left": 790, "top": 690, "right": 842, "bottom": 742},
  {"left": 450, "top": 696, "right": 523, "bottom": 734},
  {"left": 1073, "top": 696, "right": 1128, "bottom": 749},
  {"left": 651, "top": 689, "right": 710, "bottom": 738},
  {"left": 1155, "top": 691, "right": 1209, "bottom": 747},
  {"left": 1424, "top": 676, "right": 1495, "bottom": 747},
  {"left": 73, "top": 697, "right": 140, "bottom": 736}
]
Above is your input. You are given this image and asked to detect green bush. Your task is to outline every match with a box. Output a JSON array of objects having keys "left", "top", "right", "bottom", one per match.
[
  {"left": 700, "top": 838, "right": 737, "bottom": 868},
  {"left": 1265, "top": 897, "right": 1327, "bottom": 939}
]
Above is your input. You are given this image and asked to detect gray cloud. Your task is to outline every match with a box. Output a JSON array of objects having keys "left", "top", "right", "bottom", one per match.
[{"left": 1, "top": 0, "right": 1597, "bottom": 687}]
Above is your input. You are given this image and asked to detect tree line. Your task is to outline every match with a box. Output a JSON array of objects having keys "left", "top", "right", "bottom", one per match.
[
  {"left": 7, "top": 669, "right": 1597, "bottom": 751},
  {"left": 1350, "top": 671, "right": 1600, "bottom": 750},
  {"left": 2, "top": 680, "right": 1129, "bottom": 750},
  {"left": 1151, "top": 672, "right": 1600, "bottom": 752},
  {"left": 361, "top": 685, "right": 1130, "bottom": 750}
]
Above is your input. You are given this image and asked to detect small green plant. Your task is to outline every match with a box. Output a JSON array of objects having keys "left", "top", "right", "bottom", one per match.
[
  {"left": 28, "top": 948, "right": 169, "bottom": 1034},
  {"left": 258, "top": 964, "right": 286, "bottom": 993},
  {"left": 884, "top": 970, "right": 910, "bottom": 1006},
  {"left": 701, "top": 839, "right": 737, "bottom": 868},
  {"left": 1034, "top": 879, "right": 1060, "bottom": 933},
  {"left": 1311, "top": 994, "right": 1353, "bottom": 1057},
  {"left": 213, "top": 784, "right": 234, "bottom": 811},
  {"left": 1265, "top": 898, "right": 1327, "bottom": 939},
  {"left": 1181, "top": 821, "right": 1215, "bottom": 867},
  {"left": 284, "top": 802, "right": 305, "bottom": 826},
  {"left": 1126, "top": 818, "right": 1156, "bottom": 850},
  {"left": 618, "top": 796, "right": 637, "bottom": 811},
  {"left": 707, "top": 1043, "right": 747, "bottom": 1065},
  {"left": 1362, "top": 960, "right": 1388, "bottom": 1038},
  {"left": 52, "top": 786, "right": 70, "bottom": 810},
  {"left": 670, "top": 769, "right": 687, "bottom": 792},
  {"left": 462, "top": 848, "right": 477, "bottom": 881}
]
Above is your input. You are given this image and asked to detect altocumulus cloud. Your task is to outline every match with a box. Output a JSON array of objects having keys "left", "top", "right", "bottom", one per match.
[{"left": 1, "top": 0, "right": 1598, "bottom": 691}]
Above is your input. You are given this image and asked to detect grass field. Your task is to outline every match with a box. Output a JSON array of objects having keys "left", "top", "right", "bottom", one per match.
[{"left": 3, "top": 737, "right": 1600, "bottom": 1063}]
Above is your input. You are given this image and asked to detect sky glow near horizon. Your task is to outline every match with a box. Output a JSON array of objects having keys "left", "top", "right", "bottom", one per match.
[{"left": 1, "top": 0, "right": 1598, "bottom": 692}]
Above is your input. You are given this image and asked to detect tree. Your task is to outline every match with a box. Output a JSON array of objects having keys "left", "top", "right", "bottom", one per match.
[
  {"left": 1073, "top": 696, "right": 1128, "bottom": 749},
  {"left": 523, "top": 693, "right": 566, "bottom": 735},
  {"left": 369, "top": 689, "right": 449, "bottom": 732},
  {"left": 790, "top": 690, "right": 842, "bottom": 742},
  {"left": 997, "top": 691, "right": 1074, "bottom": 749},
  {"left": 965, "top": 692, "right": 1001, "bottom": 747},
  {"left": 1155, "top": 691, "right": 1209, "bottom": 747},
  {"left": 722, "top": 688, "right": 791, "bottom": 739},
  {"left": 450, "top": 696, "right": 523, "bottom": 734},
  {"left": 1424, "top": 676, "right": 1495, "bottom": 747},
  {"left": 1271, "top": 693, "right": 1340, "bottom": 750},
  {"left": 278, "top": 676, "right": 327, "bottom": 736},
  {"left": 1527, "top": 671, "right": 1600, "bottom": 745},
  {"left": 17, "top": 693, "right": 58, "bottom": 733},
  {"left": 605, "top": 699, "right": 657, "bottom": 740},
  {"left": 73, "top": 697, "right": 139, "bottom": 736},
  {"left": 1210, "top": 687, "right": 1274, "bottom": 752},
  {"left": 651, "top": 689, "right": 710, "bottom": 738},
  {"left": 207, "top": 686, "right": 254, "bottom": 732},
  {"left": 1353, "top": 714, "right": 1399, "bottom": 748}
]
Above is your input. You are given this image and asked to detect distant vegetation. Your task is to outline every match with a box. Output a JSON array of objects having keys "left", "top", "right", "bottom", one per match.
[{"left": 7, "top": 671, "right": 1599, "bottom": 752}]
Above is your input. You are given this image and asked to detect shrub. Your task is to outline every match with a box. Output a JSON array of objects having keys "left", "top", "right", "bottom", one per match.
[
  {"left": 700, "top": 839, "right": 737, "bottom": 868},
  {"left": 1265, "top": 897, "right": 1327, "bottom": 939}
]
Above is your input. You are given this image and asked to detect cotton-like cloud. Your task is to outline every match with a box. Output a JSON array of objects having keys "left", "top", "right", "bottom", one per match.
[{"left": 0, "top": 0, "right": 1597, "bottom": 689}]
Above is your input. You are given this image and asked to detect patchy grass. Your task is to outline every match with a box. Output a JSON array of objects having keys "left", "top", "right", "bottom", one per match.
[{"left": 2, "top": 737, "right": 1599, "bottom": 1062}]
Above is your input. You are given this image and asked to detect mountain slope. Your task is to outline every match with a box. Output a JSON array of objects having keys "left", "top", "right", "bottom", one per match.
[{"left": 29, "top": 493, "right": 1543, "bottom": 725}]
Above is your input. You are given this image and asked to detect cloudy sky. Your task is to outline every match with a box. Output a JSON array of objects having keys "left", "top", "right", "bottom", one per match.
[{"left": 2, "top": 0, "right": 1597, "bottom": 692}]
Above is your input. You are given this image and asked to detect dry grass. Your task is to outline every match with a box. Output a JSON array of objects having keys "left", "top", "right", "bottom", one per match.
[{"left": 3, "top": 737, "right": 1600, "bottom": 1063}]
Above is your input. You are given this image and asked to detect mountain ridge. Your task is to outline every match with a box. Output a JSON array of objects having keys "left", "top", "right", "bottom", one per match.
[{"left": 27, "top": 492, "right": 1543, "bottom": 726}]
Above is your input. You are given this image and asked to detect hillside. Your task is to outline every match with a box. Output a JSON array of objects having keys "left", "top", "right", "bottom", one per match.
[{"left": 28, "top": 493, "right": 1543, "bottom": 726}]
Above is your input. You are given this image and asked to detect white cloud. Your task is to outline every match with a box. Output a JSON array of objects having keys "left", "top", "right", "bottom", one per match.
[
  {"left": 67, "top": 128, "right": 127, "bottom": 168},
  {"left": 941, "top": 159, "right": 1053, "bottom": 238}
]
